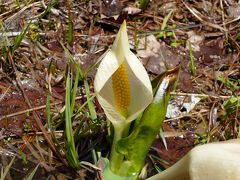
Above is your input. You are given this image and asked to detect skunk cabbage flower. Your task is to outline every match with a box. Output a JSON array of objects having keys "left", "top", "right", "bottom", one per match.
[{"left": 94, "top": 21, "right": 153, "bottom": 124}]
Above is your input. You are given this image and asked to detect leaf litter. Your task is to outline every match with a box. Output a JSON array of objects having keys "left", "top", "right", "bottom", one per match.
[{"left": 0, "top": 0, "right": 239, "bottom": 179}]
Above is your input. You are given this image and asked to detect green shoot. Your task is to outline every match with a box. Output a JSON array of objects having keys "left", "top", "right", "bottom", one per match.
[
  {"left": 188, "top": 42, "right": 196, "bottom": 76},
  {"left": 38, "top": 0, "right": 58, "bottom": 19},
  {"left": 11, "top": 22, "right": 31, "bottom": 54},
  {"left": 46, "top": 95, "right": 62, "bottom": 150},
  {"left": 67, "top": 17, "right": 74, "bottom": 45},
  {"left": 60, "top": 42, "right": 97, "bottom": 121},
  {"left": 24, "top": 164, "right": 40, "bottom": 180},
  {"left": 15, "top": 0, "right": 21, "bottom": 8},
  {"left": 223, "top": 96, "right": 240, "bottom": 116},
  {"left": 158, "top": 10, "right": 173, "bottom": 39},
  {"left": 60, "top": 42, "right": 98, "bottom": 169},
  {"left": 64, "top": 65, "right": 81, "bottom": 169},
  {"left": 137, "top": 0, "right": 150, "bottom": 10},
  {"left": 84, "top": 79, "right": 97, "bottom": 120},
  {"left": 217, "top": 75, "right": 240, "bottom": 92}
]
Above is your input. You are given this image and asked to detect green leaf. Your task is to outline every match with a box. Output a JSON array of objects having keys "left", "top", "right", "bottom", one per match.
[
  {"left": 223, "top": 96, "right": 240, "bottom": 115},
  {"left": 116, "top": 67, "right": 179, "bottom": 173},
  {"left": 101, "top": 158, "right": 138, "bottom": 180}
]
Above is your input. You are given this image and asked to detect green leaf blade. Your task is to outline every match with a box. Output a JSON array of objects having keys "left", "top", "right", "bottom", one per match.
[{"left": 116, "top": 67, "right": 179, "bottom": 174}]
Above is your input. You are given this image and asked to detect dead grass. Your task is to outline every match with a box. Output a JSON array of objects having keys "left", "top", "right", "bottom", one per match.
[{"left": 0, "top": 0, "right": 239, "bottom": 179}]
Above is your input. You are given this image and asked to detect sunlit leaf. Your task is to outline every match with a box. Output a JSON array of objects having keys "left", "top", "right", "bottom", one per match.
[{"left": 116, "top": 67, "right": 179, "bottom": 174}]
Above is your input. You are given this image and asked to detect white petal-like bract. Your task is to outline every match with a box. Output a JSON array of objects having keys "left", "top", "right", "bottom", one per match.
[
  {"left": 148, "top": 139, "right": 240, "bottom": 180},
  {"left": 94, "top": 21, "right": 153, "bottom": 124}
]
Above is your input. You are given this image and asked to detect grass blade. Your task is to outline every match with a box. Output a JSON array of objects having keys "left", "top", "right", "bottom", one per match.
[
  {"left": 188, "top": 42, "right": 196, "bottom": 76},
  {"left": 25, "top": 164, "right": 40, "bottom": 180},
  {"left": 0, "top": 156, "right": 15, "bottom": 180},
  {"left": 84, "top": 79, "right": 97, "bottom": 120},
  {"left": 65, "top": 69, "right": 81, "bottom": 169},
  {"left": 11, "top": 22, "right": 31, "bottom": 54}
]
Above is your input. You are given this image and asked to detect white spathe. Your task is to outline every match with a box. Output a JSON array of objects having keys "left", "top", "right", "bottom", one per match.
[
  {"left": 147, "top": 139, "right": 240, "bottom": 180},
  {"left": 94, "top": 21, "right": 153, "bottom": 124}
]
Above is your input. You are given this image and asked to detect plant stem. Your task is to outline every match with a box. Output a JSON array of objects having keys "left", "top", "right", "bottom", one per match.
[{"left": 110, "top": 121, "right": 130, "bottom": 174}]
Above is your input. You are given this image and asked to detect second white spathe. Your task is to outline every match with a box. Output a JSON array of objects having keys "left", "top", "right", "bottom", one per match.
[{"left": 147, "top": 139, "right": 240, "bottom": 180}]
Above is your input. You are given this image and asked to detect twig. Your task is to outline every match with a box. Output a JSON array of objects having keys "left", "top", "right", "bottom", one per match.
[
  {"left": 0, "top": 95, "right": 85, "bottom": 120},
  {"left": 182, "top": 0, "right": 227, "bottom": 32},
  {"left": 164, "top": 109, "right": 209, "bottom": 122},
  {"left": 170, "top": 92, "right": 232, "bottom": 99}
]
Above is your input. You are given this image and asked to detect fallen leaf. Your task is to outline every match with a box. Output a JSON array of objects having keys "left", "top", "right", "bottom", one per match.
[{"left": 136, "top": 35, "right": 180, "bottom": 74}]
